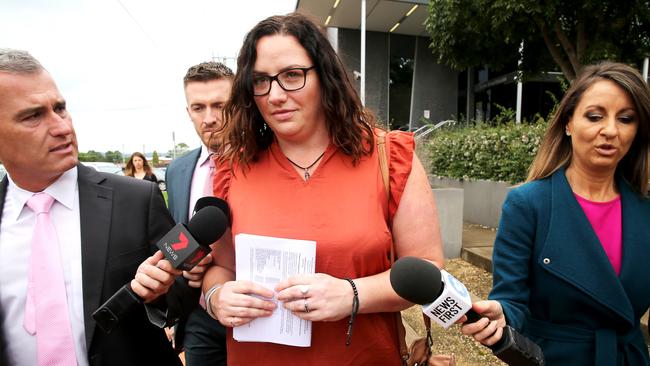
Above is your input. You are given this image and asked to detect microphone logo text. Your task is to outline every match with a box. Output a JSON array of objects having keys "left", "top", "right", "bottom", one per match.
[
  {"left": 428, "top": 296, "right": 463, "bottom": 324},
  {"left": 161, "top": 242, "right": 179, "bottom": 261}
]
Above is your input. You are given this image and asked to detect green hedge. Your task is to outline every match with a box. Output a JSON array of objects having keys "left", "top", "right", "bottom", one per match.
[{"left": 427, "top": 121, "right": 548, "bottom": 184}]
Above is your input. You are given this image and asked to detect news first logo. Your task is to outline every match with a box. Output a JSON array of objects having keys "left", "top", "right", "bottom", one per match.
[{"left": 422, "top": 270, "right": 472, "bottom": 329}]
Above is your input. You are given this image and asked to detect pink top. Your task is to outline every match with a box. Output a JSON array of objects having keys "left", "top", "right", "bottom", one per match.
[{"left": 574, "top": 194, "right": 622, "bottom": 275}]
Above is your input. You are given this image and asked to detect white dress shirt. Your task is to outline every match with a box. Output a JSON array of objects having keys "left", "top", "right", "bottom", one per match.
[
  {"left": 0, "top": 167, "right": 88, "bottom": 366},
  {"left": 188, "top": 145, "right": 214, "bottom": 222}
]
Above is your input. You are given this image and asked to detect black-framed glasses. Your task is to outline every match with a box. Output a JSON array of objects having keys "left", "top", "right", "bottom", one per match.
[{"left": 252, "top": 66, "right": 315, "bottom": 96}]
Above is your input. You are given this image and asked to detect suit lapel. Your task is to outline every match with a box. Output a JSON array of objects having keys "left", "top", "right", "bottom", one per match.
[
  {"left": 175, "top": 148, "right": 200, "bottom": 225},
  {"left": 540, "top": 169, "right": 634, "bottom": 326},
  {"left": 617, "top": 178, "right": 650, "bottom": 315},
  {"left": 177, "top": 162, "right": 193, "bottom": 221},
  {"left": 77, "top": 164, "right": 113, "bottom": 347}
]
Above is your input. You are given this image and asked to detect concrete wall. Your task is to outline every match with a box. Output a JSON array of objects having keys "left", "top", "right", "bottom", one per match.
[
  {"left": 410, "top": 36, "right": 459, "bottom": 129},
  {"left": 337, "top": 28, "right": 390, "bottom": 123},
  {"left": 432, "top": 187, "right": 463, "bottom": 259},
  {"left": 430, "top": 176, "right": 514, "bottom": 228},
  {"left": 336, "top": 29, "right": 457, "bottom": 128}
]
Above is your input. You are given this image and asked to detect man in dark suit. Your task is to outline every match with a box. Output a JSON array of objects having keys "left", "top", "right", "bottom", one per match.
[
  {"left": 165, "top": 61, "right": 233, "bottom": 365},
  {"left": 0, "top": 49, "right": 206, "bottom": 365}
]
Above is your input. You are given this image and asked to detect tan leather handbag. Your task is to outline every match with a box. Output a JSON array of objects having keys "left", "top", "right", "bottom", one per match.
[{"left": 378, "top": 131, "right": 456, "bottom": 366}]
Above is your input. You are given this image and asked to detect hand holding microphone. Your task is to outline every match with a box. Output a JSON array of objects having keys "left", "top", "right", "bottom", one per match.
[
  {"left": 130, "top": 250, "right": 184, "bottom": 303},
  {"left": 92, "top": 197, "right": 229, "bottom": 334},
  {"left": 459, "top": 299, "right": 508, "bottom": 346},
  {"left": 180, "top": 197, "right": 229, "bottom": 287},
  {"left": 390, "top": 256, "right": 545, "bottom": 366}
]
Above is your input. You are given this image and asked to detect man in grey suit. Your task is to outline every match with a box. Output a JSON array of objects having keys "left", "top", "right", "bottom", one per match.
[
  {"left": 165, "top": 61, "right": 233, "bottom": 365},
  {"left": 0, "top": 49, "right": 209, "bottom": 365}
]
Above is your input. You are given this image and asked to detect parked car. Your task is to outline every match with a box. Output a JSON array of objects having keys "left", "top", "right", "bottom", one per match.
[
  {"left": 82, "top": 162, "right": 124, "bottom": 175},
  {"left": 153, "top": 167, "right": 166, "bottom": 191}
]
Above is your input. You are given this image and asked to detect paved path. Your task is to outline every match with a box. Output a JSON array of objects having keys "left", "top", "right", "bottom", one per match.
[
  {"left": 459, "top": 222, "right": 649, "bottom": 343},
  {"left": 460, "top": 223, "right": 495, "bottom": 273}
]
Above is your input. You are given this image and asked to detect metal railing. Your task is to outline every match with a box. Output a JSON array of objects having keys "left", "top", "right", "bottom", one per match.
[{"left": 414, "top": 119, "right": 456, "bottom": 142}]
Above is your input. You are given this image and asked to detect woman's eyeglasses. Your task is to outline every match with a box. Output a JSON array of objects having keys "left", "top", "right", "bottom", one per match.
[{"left": 252, "top": 66, "right": 315, "bottom": 96}]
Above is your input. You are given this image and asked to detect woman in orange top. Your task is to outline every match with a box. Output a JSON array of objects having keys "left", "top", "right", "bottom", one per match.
[{"left": 203, "top": 13, "right": 444, "bottom": 365}]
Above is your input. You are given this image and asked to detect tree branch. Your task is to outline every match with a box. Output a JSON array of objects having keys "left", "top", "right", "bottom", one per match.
[
  {"left": 576, "top": 15, "right": 587, "bottom": 62},
  {"left": 534, "top": 16, "right": 576, "bottom": 81},
  {"left": 553, "top": 20, "right": 581, "bottom": 74}
]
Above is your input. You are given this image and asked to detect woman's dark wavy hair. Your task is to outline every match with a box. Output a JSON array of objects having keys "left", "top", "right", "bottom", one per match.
[
  {"left": 214, "top": 12, "right": 376, "bottom": 168},
  {"left": 527, "top": 61, "right": 650, "bottom": 195}
]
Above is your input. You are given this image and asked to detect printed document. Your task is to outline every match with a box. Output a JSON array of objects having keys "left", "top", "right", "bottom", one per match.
[{"left": 233, "top": 233, "right": 316, "bottom": 347}]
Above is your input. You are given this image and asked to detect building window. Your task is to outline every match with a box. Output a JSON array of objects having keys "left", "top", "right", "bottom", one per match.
[{"left": 388, "top": 34, "right": 415, "bottom": 130}]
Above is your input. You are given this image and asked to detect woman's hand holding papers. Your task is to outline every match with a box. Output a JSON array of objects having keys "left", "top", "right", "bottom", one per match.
[{"left": 211, "top": 280, "right": 276, "bottom": 328}]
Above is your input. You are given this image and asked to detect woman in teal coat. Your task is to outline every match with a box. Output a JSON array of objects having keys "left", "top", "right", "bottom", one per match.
[{"left": 461, "top": 62, "right": 650, "bottom": 365}]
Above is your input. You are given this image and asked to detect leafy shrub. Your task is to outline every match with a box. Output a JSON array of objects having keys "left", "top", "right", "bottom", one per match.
[{"left": 427, "top": 119, "right": 548, "bottom": 184}]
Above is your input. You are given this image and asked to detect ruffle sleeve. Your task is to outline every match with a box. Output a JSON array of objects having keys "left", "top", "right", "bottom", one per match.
[
  {"left": 386, "top": 130, "right": 414, "bottom": 221},
  {"left": 212, "top": 157, "right": 233, "bottom": 202}
]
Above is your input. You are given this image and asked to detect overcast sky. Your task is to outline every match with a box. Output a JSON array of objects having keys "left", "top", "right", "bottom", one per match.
[{"left": 1, "top": 0, "right": 297, "bottom": 156}]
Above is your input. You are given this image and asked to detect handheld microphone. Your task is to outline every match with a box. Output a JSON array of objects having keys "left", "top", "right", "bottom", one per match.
[
  {"left": 193, "top": 196, "right": 230, "bottom": 222},
  {"left": 157, "top": 205, "right": 226, "bottom": 271},
  {"left": 390, "top": 256, "right": 545, "bottom": 366},
  {"left": 92, "top": 201, "right": 229, "bottom": 334}
]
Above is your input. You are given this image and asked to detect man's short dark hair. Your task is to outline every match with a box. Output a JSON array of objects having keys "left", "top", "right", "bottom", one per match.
[{"left": 183, "top": 61, "right": 234, "bottom": 87}]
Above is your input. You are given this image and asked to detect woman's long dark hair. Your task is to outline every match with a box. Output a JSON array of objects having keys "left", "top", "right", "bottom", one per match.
[
  {"left": 125, "top": 152, "right": 153, "bottom": 177},
  {"left": 215, "top": 13, "right": 376, "bottom": 168}
]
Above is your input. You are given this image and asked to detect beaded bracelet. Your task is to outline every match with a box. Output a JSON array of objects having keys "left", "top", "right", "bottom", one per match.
[{"left": 343, "top": 278, "right": 359, "bottom": 346}]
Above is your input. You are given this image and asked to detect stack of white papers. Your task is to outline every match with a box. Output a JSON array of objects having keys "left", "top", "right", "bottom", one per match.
[{"left": 233, "top": 233, "right": 316, "bottom": 347}]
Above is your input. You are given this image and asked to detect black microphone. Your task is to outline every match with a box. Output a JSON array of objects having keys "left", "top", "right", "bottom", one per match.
[
  {"left": 193, "top": 196, "right": 230, "bottom": 222},
  {"left": 390, "top": 256, "right": 545, "bottom": 366},
  {"left": 158, "top": 197, "right": 229, "bottom": 270},
  {"left": 92, "top": 204, "right": 228, "bottom": 334},
  {"left": 157, "top": 205, "right": 227, "bottom": 270}
]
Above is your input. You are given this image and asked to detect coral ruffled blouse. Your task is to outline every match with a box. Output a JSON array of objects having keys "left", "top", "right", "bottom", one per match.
[{"left": 213, "top": 131, "right": 414, "bottom": 366}]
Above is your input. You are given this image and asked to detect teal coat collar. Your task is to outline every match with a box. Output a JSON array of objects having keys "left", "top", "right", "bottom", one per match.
[{"left": 540, "top": 167, "right": 650, "bottom": 327}]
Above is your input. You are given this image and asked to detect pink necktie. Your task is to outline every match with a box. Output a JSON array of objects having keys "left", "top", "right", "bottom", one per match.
[
  {"left": 23, "top": 192, "right": 78, "bottom": 366},
  {"left": 199, "top": 154, "right": 215, "bottom": 309},
  {"left": 203, "top": 154, "right": 215, "bottom": 197}
]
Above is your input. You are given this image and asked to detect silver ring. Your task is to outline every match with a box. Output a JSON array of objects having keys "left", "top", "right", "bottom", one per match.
[{"left": 304, "top": 299, "right": 310, "bottom": 313}]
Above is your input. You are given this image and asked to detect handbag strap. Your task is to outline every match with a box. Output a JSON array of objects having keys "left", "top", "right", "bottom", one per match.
[
  {"left": 377, "top": 131, "right": 432, "bottom": 364},
  {"left": 377, "top": 132, "right": 390, "bottom": 198}
]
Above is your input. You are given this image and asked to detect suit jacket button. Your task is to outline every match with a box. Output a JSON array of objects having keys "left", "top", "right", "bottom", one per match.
[{"left": 542, "top": 258, "right": 551, "bottom": 264}]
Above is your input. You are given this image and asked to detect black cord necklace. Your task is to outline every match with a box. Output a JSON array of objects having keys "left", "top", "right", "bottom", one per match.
[{"left": 285, "top": 151, "right": 326, "bottom": 180}]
